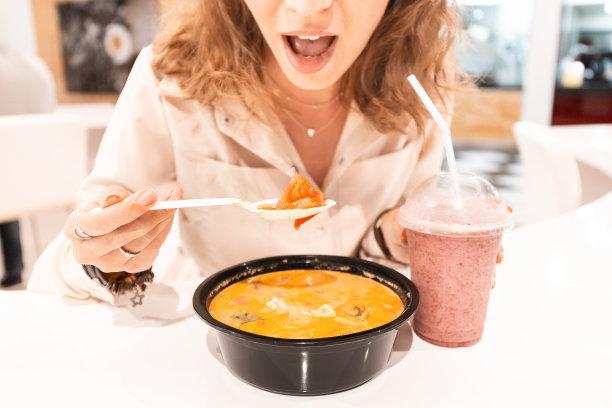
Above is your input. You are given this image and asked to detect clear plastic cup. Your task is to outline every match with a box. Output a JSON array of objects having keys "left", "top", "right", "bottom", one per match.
[{"left": 398, "top": 172, "right": 513, "bottom": 347}]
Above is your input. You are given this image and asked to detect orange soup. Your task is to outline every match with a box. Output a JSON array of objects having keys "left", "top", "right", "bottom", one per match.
[{"left": 209, "top": 269, "right": 403, "bottom": 339}]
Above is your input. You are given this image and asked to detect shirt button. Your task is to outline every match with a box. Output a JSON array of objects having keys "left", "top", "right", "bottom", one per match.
[
  {"left": 222, "top": 115, "right": 233, "bottom": 126},
  {"left": 315, "top": 227, "right": 325, "bottom": 237}
]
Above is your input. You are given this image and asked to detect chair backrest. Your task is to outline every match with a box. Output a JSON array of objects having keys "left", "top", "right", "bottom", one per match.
[
  {"left": 550, "top": 124, "right": 612, "bottom": 205},
  {"left": 551, "top": 124, "right": 612, "bottom": 179},
  {"left": 512, "top": 120, "right": 582, "bottom": 225},
  {"left": 0, "top": 113, "right": 87, "bottom": 222}
]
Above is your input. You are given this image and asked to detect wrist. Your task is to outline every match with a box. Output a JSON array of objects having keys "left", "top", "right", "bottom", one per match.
[
  {"left": 373, "top": 208, "right": 406, "bottom": 264},
  {"left": 82, "top": 264, "right": 154, "bottom": 295}
]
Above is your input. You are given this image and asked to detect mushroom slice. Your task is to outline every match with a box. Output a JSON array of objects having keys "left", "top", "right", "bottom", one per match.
[
  {"left": 340, "top": 305, "right": 363, "bottom": 318},
  {"left": 232, "top": 312, "right": 262, "bottom": 325}
]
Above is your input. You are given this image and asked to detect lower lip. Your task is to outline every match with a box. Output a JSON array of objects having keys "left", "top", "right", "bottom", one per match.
[{"left": 283, "top": 36, "right": 337, "bottom": 74}]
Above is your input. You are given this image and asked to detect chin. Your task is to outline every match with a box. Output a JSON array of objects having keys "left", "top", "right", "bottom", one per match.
[{"left": 280, "top": 65, "right": 341, "bottom": 91}]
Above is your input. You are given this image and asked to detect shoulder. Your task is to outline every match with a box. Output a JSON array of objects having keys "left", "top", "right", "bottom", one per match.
[
  {"left": 130, "top": 44, "right": 188, "bottom": 98},
  {"left": 129, "top": 45, "right": 157, "bottom": 83},
  {"left": 120, "top": 45, "right": 188, "bottom": 99}
]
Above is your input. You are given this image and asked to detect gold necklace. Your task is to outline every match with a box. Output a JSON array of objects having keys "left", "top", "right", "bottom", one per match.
[
  {"left": 285, "top": 102, "right": 344, "bottom": 137},
  {"left": 265, "top": 75, "right": 344, "bottom": 137}
]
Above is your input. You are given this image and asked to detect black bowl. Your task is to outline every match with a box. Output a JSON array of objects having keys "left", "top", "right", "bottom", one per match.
[{"left": 193, "top": 255, "right": 419, "bottom": 396}]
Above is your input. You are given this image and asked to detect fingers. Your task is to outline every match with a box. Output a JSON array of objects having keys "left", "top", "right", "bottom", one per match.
[
  {"left": 96, "top": 185, "right": 132, "bottom": 209},
  {"left": 124, "top": 216, "right": 175, "bottom": 273},
  {"left": 95, "top": 215, "right": 175, "bottom": 273},
  {"left": 123, "top": 186, "right": 181, "bottom": 255},
  {"left": 64, "top": 187, "right": 151, "bottom": 240},
  {"left": 67, "top": 185, "right": 183, "bottom": 273},
  {"left": 77, "top": 209, "right": 174, "bottom": 257},
  {"left": 381, "top": 208, "right": 411, "bottom": 264},
  {"left": 111, "top": 213, "right": 173, "bottom": 256},
  {"left": 496, "top": 244, "right": 504, "bottom": 264},
  {"left": 78, "top": 188, "right": 159, "bottom": 237}
]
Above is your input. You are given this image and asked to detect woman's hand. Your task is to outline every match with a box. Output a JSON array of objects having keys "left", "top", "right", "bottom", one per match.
[
  {"left": 63, "top": 185, "right": 183, "bottom": 273},
  {"left": 380, "top": 208, "right": 410, "bottom": 264}
]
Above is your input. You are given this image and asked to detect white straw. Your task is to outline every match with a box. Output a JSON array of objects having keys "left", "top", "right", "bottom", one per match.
[{"left": 407, "top": 74, "right": 457, "bottom": 175}]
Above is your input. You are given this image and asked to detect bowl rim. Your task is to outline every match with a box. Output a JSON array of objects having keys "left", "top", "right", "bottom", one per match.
[{"left": 192, "top": 254, "right": 419, "bottom": 346}]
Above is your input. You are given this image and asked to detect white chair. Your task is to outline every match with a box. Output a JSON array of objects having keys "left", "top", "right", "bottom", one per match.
[
  {"left": 512, "top": 120, "right": 582, "bottom": 225},
  {"left": 0, "top": 113, "right": 88, "bottom": 254},
  {"left": 551, "top": 124, "right": 612, "bottom": 203}
]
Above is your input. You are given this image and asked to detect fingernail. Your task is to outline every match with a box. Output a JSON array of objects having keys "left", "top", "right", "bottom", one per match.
[
  {"left": 137, "top": 189, "right": 157, "bottom": 206},
  {"left": 166, "top": 186, "right": 181, "bottom": 199},
  {"left": 102, "top": 193, "right": 121, "bottom": 208}
]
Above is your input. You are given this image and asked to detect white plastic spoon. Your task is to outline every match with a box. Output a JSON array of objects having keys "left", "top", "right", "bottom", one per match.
[{"left": 149, "top": 198, "right": 336, "bottom": 221}]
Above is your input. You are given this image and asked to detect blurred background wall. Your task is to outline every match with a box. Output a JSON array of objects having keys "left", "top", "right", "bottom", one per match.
[{"left": 0, "top": 0, "right": 37, "bottom": 55}]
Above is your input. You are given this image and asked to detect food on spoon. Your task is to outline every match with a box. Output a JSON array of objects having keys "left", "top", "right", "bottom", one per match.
[
  {"left": 275, "top": 174, "right": 327, "bottom": 229},
  {"left": 209, "top": 269, "right": 404, "bottom": 339}
]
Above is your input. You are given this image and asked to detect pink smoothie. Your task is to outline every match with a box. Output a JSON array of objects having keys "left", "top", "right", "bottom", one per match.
[
  {"left": 407, "top": 229, "right": 501, "bottom": 347},
  {"left": 400, "top": 194, "right": 511, "bottom": 348}
]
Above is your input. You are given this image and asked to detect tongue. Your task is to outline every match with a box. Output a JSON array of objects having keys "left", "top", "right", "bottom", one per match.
[{"left": 288, "top": 36, "right": 334, "bottom": 57}]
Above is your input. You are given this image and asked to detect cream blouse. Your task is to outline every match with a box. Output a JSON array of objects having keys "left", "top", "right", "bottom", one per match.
[{"left": 28, "top": 46, "right": 448, "bottom": 305}]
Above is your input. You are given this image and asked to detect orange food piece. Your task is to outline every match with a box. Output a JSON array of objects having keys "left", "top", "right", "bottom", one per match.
[
  {"left": 293, "top": 214, "right": 316, "bottom": 230},
  {"left": 276, "top": 175, "right": 326, "bottom": 230}
]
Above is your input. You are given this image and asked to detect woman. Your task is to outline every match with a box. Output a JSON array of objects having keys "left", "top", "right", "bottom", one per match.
[{"left": 29, "top": 0, "right": 460, "bottom": 305}]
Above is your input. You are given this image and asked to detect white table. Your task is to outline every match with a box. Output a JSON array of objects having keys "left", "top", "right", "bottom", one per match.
[{"left": 2, "top": 192, "right": 612, "bottom": 407}]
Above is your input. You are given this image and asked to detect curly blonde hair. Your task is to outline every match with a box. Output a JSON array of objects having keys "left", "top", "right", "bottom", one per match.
[{"left": 152, "top": 0, "right": 462, "bottom": 135}]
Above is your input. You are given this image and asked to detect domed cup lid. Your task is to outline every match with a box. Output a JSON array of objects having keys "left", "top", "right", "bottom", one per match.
[{"left": 398, "top": 172, "right": 513, "bottom": 237}]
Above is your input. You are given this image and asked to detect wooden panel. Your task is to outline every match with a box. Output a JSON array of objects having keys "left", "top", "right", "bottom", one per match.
[
  {"left": 450, "top": 89, "right": 522, "bottom": 142},
  {"left": 31, "top": 0, "right": 119, "bottom": 104}
]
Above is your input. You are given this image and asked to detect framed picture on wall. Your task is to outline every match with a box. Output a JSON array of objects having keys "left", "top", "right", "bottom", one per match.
[{"left": 32, "top": 0, "right": 158, "bottom": 103}]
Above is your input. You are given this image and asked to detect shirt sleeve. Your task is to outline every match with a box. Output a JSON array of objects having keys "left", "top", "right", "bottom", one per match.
[
  {"left": 78, "top": 45, "right": 177, "bottom": 205},
  {"left": 359, "top": 92, "right": 454, "bottom": 261},
  {"left": 27, "top": 46, "right": 176, "bottom": 303}
]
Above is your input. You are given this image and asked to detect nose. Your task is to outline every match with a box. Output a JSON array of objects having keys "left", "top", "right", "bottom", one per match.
[{"left": 284, "top": 0, "right": 333, "bottom": 16}]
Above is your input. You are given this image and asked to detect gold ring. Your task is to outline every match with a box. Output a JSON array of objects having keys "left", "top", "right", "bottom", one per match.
[
  {"left": 73, "top": 214, "right": 93, "bottom": 240},
  {"left": 119, "top": 246, "right": 141, "bottom": 258}
]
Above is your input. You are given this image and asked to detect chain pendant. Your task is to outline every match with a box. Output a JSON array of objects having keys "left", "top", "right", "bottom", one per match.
[{"left": 307, "top": 128, "right": 316, "bottom": 137}]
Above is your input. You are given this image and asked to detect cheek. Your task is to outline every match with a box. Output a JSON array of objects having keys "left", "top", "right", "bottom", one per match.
[
  {"left": 341, "top": 4, "right": 388, "bottom": 57},
  {"left": 336, "top": 30, "right": 375, "bottom": 69},
  {"left": 243, "top": 2, "right": 277, "bottom": 36}
]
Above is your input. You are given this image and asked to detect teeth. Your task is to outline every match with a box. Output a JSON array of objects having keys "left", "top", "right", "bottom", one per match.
[{"left": 297, "top": 35, "right": 321, "bottom": 41}]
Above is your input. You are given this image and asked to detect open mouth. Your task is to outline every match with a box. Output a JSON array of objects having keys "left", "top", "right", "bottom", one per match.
[
  {"left": 285, "top": 35, "right": 337, "bottom": 58},
  {"left": 282, "top": 35, "right": 338, "bottom": 74}
]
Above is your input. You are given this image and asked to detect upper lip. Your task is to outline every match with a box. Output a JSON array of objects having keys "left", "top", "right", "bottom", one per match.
[{"left": 282, "top": 31, "right": 337, "bottom": 37}]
